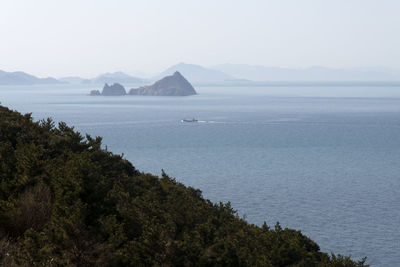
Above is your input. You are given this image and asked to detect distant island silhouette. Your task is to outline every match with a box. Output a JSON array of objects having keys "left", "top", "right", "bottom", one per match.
[
  {"left": 129, "top": 71, "right": 196, "bottom": 96},
  {"left": 90, "top": 72, "right": 197, "bottom": 96},
  {"left": 0, "top": 69, "right": 63, "bottom": 85},
  {"left": 2, "top": 63, "right": 400, "bottom": 86},
  {"left": 90, "top": 83, "right": 126, "bottom": 96}
]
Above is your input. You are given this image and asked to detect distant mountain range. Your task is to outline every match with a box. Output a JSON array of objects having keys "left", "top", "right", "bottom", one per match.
[
  {"left": 58, "top": 76, "right": 91, "bottom": 84},
  {"left": 0, "top": 70, "right": 63, "bottom": 85},
  {"left": 91, "top": 71, "right": 147, "bottom": 84},
  {"left": 59, "top": 72, "right": 147, "bottom": 85},
  {"left": 1, "top": 63, "right": 400, "bottom": 86},
  {"left": 0, "top": 70, "right": 147, "bottom": 86},
  {"left": 211, "top": 64, "right": 400, "bottom": 82},
  {"left": 153, "top": 63, "right": 234, "bottom": 83},
  {"left": 155, "top": 63, "right": 400, "bottom": 84}
]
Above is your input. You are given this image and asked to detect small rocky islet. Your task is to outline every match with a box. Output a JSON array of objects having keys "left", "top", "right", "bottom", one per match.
[
  {"left": 90, "top": 71, "right": 197, "bottom": 96},
  {"left": 90, "top": 83, "right": 127, "bottom": 96}
]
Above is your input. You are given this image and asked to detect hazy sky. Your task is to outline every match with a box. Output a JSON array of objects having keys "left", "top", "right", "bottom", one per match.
[{"left": 1, "top": 0, "right": 399, "bottom": 78}]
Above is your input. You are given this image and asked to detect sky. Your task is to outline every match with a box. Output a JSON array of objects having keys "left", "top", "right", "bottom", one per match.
[{"left": 1, "top": 0, "right": 399, "bottom": 78}]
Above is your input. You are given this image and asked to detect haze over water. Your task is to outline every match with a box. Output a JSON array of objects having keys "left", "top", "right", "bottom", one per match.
[{"left": 1, "top": 84, "right": 399, "bottom": 266}]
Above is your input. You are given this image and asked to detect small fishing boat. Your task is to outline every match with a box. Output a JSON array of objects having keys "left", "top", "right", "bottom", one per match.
[{"left": 181, "top": 118, "right": 198, "bottom": 123}]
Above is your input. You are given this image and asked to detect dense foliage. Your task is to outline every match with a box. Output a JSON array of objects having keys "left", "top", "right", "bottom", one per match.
[{"left": 0, "top": 105, "right": 368, "bottom": 266}]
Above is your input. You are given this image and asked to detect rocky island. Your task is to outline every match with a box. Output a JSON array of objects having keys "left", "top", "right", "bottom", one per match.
[
  {"left": 90, "top": 83, "right": 127, "bottom": 96},
  {"left": 89, "top": 89, "right": 101, "bottom": 96},
  {"left": 129, "top": 71, "right": 197, "bottom": 96},
  {"left": 102, "top": 83, "right": 126, "bottom": 95},
  {"left": 89, "top": 73, "right": 196, "bottom": 97}
]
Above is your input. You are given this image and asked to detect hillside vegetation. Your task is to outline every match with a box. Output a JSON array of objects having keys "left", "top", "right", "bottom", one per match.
[{"left": 0, "top": 105, "right": 367, "bottom": 266}]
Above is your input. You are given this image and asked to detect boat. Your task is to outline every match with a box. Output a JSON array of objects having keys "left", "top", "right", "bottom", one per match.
[{"left": 181, "top": 118, "right": 198, "bottom": 123}]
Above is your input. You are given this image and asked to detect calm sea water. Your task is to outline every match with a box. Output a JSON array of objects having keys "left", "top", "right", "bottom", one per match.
[{"left": 1, "top": 84, "right": 400, "bottom": 266}]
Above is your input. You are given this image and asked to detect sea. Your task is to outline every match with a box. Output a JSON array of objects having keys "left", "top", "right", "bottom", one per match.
[{"left": 1, "top": 83, "right": 399, "bottom": 266}]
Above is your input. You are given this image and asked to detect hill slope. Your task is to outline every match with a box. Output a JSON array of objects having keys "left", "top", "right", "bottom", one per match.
[{"left": 0, "top": 106, "right": 367, "bottom": 266}]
